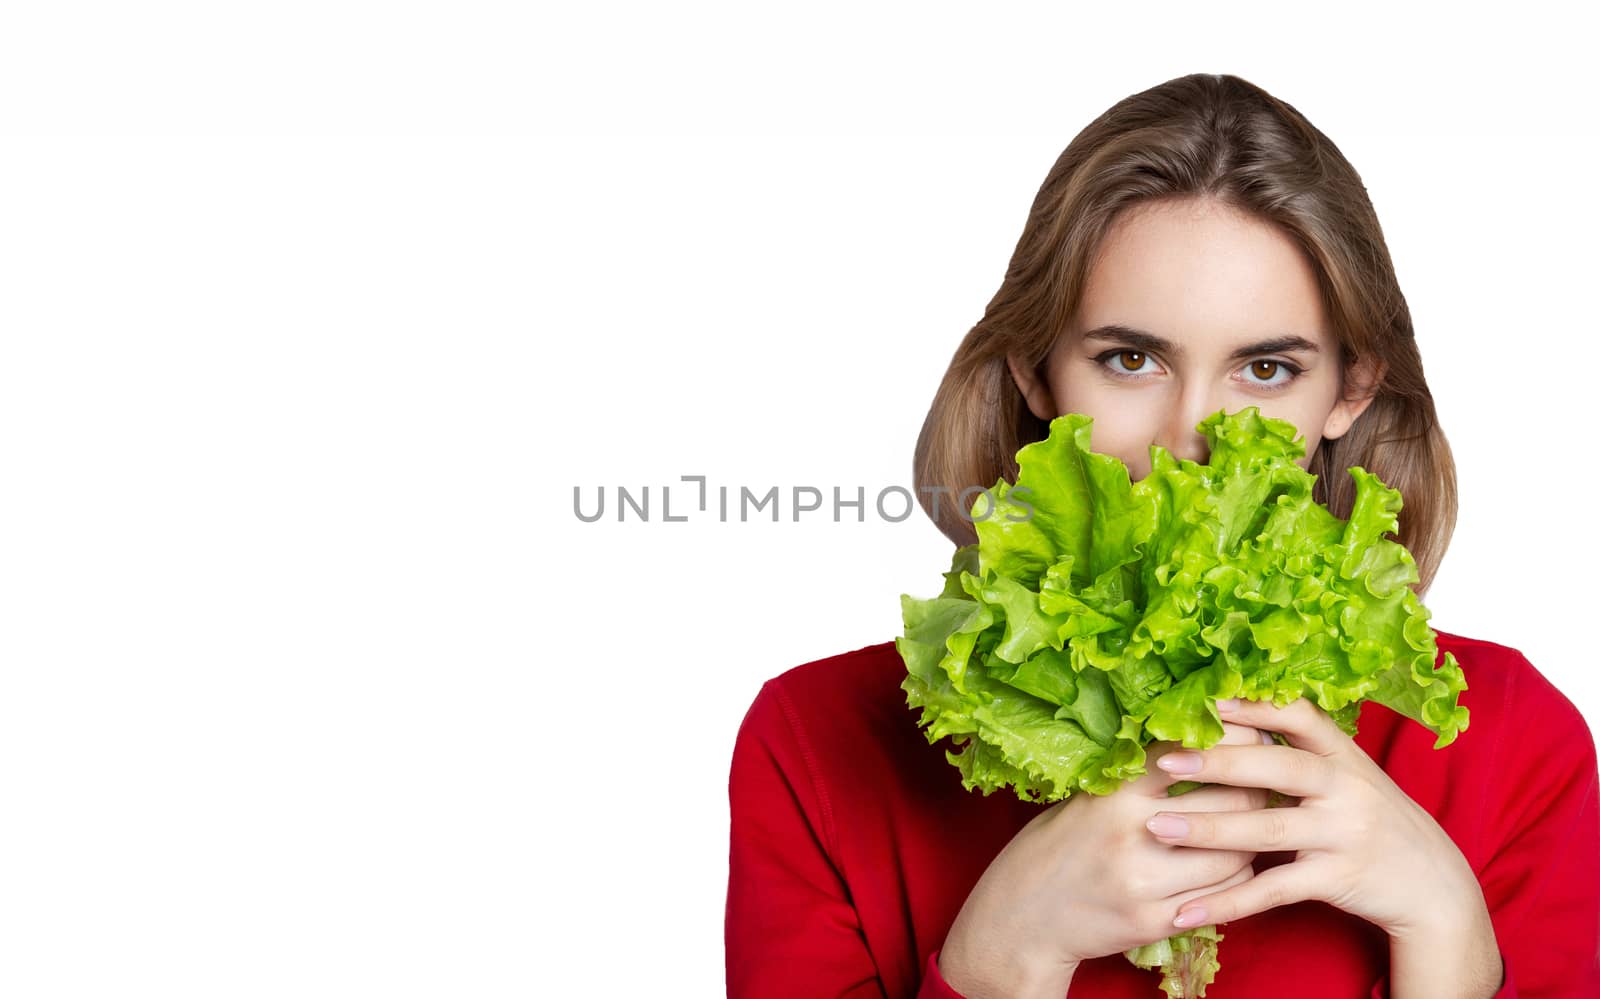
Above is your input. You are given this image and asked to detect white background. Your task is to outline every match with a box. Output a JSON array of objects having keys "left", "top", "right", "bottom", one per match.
[{"left": 3, "top": 4, "right": 1596, "bottom": 997}]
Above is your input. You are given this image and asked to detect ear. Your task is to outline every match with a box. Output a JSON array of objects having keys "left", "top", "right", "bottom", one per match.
[
  {"left": 1321, "top": 354, "right": 1386, "bottom": 440},
  {"left": 1006, "top": 352, "right": 1058, "bottom": 423}
]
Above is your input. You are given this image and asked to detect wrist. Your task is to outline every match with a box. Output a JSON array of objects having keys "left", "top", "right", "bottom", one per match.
[
  {"left": 937, "top": 942, "right": 1078, "bottom": 999},
  {"left": 1387, "top": 872, "right": 1492, "bottom": 944},
  {"left": 1386, "top": 892, "right": 1502, "bottom": 999},
  {"left": 1384, "top": 846, "right": 1490, "bottom": 939}
]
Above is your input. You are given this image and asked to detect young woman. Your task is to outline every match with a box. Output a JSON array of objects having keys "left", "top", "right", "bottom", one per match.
[{"left": 725, "top": 73, "right": 1599, "bottom": 998}]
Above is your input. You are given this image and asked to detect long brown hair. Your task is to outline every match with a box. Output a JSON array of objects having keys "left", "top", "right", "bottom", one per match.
[{"left": 913, "top": 73, "right": 1456, "bottom": 596}]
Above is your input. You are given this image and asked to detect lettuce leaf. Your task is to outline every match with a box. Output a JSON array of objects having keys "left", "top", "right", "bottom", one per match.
[{"left": 895, "top": 406, "right": 1469, "bottom": 996}]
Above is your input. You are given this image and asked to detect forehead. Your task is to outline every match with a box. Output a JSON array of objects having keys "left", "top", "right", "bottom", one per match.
[{"left": 1076, "top": 198, "right": 1332, "bottom": 349}]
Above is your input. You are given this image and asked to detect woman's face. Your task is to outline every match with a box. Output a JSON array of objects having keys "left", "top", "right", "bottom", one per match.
[{"left": 1008, "top": 197, "right": 1378, "bottom": 481}]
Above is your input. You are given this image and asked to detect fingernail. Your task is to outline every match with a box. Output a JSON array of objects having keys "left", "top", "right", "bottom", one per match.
[
  {"left": 1146, "top": 813, "right": 1188, "bottom": 838},
  {"left": 1157, "top": 751, "right": 1202, "bottom": 774},
  {"left": 1174, "top": 907, "right": 1207, "bottom": 928},
  {"left": 1215, "top": 698, "right": 1240, "bottom": 713}
]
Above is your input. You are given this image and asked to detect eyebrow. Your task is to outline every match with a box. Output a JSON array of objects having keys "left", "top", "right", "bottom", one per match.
[{"left": 1080, "top": 323, "right": 1322, "bottom": 361}]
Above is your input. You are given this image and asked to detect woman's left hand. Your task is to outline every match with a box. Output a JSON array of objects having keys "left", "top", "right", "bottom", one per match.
[{"left": 1147, "top": 695, "right": 1488, "bottom": 941}]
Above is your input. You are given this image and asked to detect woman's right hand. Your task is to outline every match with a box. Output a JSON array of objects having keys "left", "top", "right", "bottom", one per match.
[{"left": 936, "top": 722, "right": 1275, "bottom": 999}]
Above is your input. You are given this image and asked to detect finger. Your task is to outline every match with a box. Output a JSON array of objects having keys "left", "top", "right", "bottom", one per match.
[
  {"left": 1217, "top": 721, "right": 1277, "bottom": 747},
  {"left": 1143, "top": 842, "right": 1256, "bottom": 899},
  {"left": 1157, "top": 782, "right": 1269, "bottom": 814},
  {"left": 1146, "top": 805, "right": 1330, "bottom": 853},
  {"left": 1155, "top": 743, "right": 1334, "bottom": 799},
  {"left": 1127, "top": 742, "right": 1183, "bottom": 796},
  {"left": 1141, "top": 736, "right": 1277, "bottom": 797},
  {"left": 1171, "top": 861, "right": 1324, "bottom": 928},
  {"left": 1218, "top": 721, "right": 1268, "bottom": 747},
  {"left": 1135, "top": 741, "right": 1220, "bottom": 796},
  {"left": 1161, "top": 858, "right": 1255, "bottom": 912},
  {"left": 1215, "top": 695, "right": 1347, "bottom": 756}
]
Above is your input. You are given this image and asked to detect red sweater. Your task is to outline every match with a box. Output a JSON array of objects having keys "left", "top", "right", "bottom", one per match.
[{"left": 725, "top": 631, "right": 1600, "bottom": 998}]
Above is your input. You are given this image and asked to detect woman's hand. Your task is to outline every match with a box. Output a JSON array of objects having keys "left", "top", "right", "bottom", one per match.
[
  {"left": 1146, "top": 696, "right": 1501, "bottom": 989},
  {"left": 937, "top": 721, "right": 1274, "bottom": 999}
]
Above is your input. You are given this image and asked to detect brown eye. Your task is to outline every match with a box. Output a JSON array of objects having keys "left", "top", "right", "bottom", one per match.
[
  {"left": 1118, "top": 351, "right": 1146, "bottom": 371},
  {"left": 1251, "top": 360, "right": 1280, "bottom": 380}
]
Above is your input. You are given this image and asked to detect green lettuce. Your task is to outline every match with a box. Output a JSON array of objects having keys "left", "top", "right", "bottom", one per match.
[{"left": 895, "top": 407, "right": 1468, "bottom": 997}]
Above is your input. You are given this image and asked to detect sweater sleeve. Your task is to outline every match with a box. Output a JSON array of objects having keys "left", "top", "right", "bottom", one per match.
[
  {"left": 1368, "top": 667, "right": 1600, "bottom": 999},
  {"left": 1475, "top": 679, "right": 1600, "bottom": 997},
  {"left": 724, "top": 680, "right": 894, "bottom": 997},
  {"left": 921, "top": 951, "right": 973, "bottom": 999}
]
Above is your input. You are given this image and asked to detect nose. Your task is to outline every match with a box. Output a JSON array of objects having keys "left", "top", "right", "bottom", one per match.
[{"left": 1156, "top": 389, "right": 1217, "bottom": 465}]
